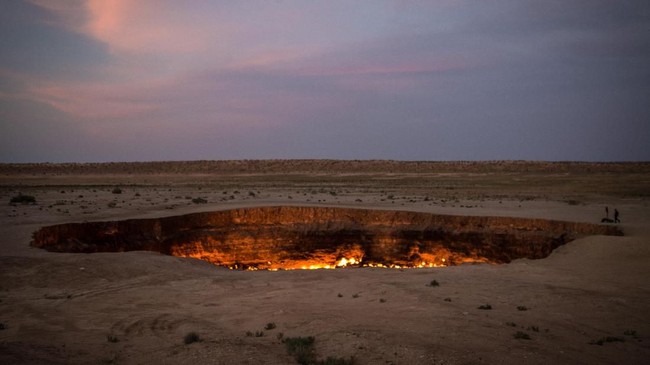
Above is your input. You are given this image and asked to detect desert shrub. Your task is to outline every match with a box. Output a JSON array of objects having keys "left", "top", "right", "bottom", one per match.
[
  {"left": 284, "top": 336, "right": 316, "bottom": 365},
  {"left": 517, "top": 306, "right": 528, "bottom": 311},
  {"left": 478, "top": 304, "right": 492, "bottom": 310},
  {"left": 255, "top": 331, "right": 264, "bottom": 337},
  {"left": 10, "top": 194, "right": 36, "bottom": 204},
  {"left": 589, "top": 336, "right": 625, "bottom": 346},
  {"left": 265, "top": 322, "right": 276, "bottom": 330},
  {"left": 111, "top": 187, "right": 122, "bottom": 194},
  {"left": 427, "top": 279, "right": 440, "bottom": 287},
  {"left": 246, "top": 331, "right": 253, "bottom": 337},
  {"left": 505, "top": 322, "right": 517, "bottom": 327},
  {"left": 192, "top": 197, "right": 207, "bottom": 204},
  {"left": 107, "top": 334, "right": 119, "bottom": 343},
  {"left": 283, "top": 336, "right": 356, "bottom": 365},
  {"left": 604, "top": 336, "right": 624, "bottom": 343},
  {"left": 379, "top": 298, "right": 386, "bottom": 303},
  {"left": 0, "top": 322, "right": 6, "bottom": 330},
  {"left": 184, "top": 332, "right": 201, "bottom": 344},
  {"left": 319, "top": 357, "right": 357, "bottom": 365},
  {"left": 514, "top": 331, "right": 531, "bottom": 340},
  {"left": 624, "top": 329, "right": 639, "bottom": 338}
]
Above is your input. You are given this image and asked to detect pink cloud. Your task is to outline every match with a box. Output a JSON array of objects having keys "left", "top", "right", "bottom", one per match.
[
  {"left": 299, "top": 56, "right": 468, "bottom": 77},
  {"left": 29, "top": 82, "right": 161, "bottom": 119},
  {"left": 83, "top": 0, "right": 220, "bottom": 54},
  {"left": 29, "top": 0, "right": 234, "bottom": 59},
  {"left": 231, "top": 48, "right": 321, "bottom": 71},
  {"left": 16, "top": 2, "right": 479, "bottom": 127},
  {"left": 18, "top": 66, "right": 326, "bottom": 130}
]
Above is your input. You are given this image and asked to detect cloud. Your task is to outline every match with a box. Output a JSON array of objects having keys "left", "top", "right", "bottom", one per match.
[
  {"left": 3, "top": 1, "right": 649, "bottom": 162},
  {"left": 83, "top": 0, "right": 224, "bottom": 55},
  {"left": 27, "top": 0, "right": 217, "bottom": 55},
  {"left": 29, "top": 82, "right": 160, "bottom": 119}
]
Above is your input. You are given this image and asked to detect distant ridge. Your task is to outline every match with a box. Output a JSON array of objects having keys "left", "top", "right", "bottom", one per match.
[{"left": 2, "top": 160, "right": 649, "bottom": 175}]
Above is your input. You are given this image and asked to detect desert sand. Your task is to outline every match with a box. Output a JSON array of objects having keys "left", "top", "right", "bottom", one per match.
[{"left": 1, "top": 160, "right": 649, "bottom": 364}]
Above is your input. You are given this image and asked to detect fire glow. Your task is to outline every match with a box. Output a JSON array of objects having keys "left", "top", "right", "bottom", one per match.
[
  {"left": 211, "top": 255, "right": 453, "bottom": 271},
  {"left": 31, "top": 206, "right": 623, "bottom": 271}
]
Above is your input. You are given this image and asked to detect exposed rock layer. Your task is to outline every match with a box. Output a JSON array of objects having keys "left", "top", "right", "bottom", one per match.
[{"left": 31, "top": 206, "right": 622, "bottom": 269}]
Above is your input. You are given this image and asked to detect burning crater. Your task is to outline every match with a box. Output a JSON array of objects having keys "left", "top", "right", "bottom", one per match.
[{"left": 31, "top": 206, "right": 621, "bottom": 270}]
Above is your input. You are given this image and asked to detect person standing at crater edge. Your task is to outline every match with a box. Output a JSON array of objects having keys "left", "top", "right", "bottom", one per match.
[{"left": 614, "top": 209, "right": 620, "bottom": 223}]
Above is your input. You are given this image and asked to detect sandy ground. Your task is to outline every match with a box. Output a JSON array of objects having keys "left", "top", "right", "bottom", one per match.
[{"left": 1, "top": 161, "right": 649, "bottom": 364}]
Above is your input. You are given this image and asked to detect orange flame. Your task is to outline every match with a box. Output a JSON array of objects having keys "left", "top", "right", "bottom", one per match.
[{"left": 170, "top": 242, "right": 476, "bottom": 270}]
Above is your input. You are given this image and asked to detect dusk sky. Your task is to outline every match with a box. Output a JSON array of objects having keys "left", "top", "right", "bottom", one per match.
[{"left": 1, "top": 1, "right": 649, "bottom": 162}]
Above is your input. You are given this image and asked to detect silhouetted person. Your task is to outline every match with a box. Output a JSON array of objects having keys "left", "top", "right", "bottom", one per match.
[
  {"left": 614, "top": 209, "right": 620, "bottom": 223},
  {"left": 605, "top": 206, "right": 609, "bottom": 219}
]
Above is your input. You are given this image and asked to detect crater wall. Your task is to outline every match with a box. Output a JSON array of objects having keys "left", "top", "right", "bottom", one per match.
[{"left": 31, "top": 206, "right": 622, "bottom": 269}]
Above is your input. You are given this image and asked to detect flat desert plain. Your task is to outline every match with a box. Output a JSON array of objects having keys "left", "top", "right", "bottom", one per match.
[{"left": 1, "top": 160, "right": 649, "bottom": 364}]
